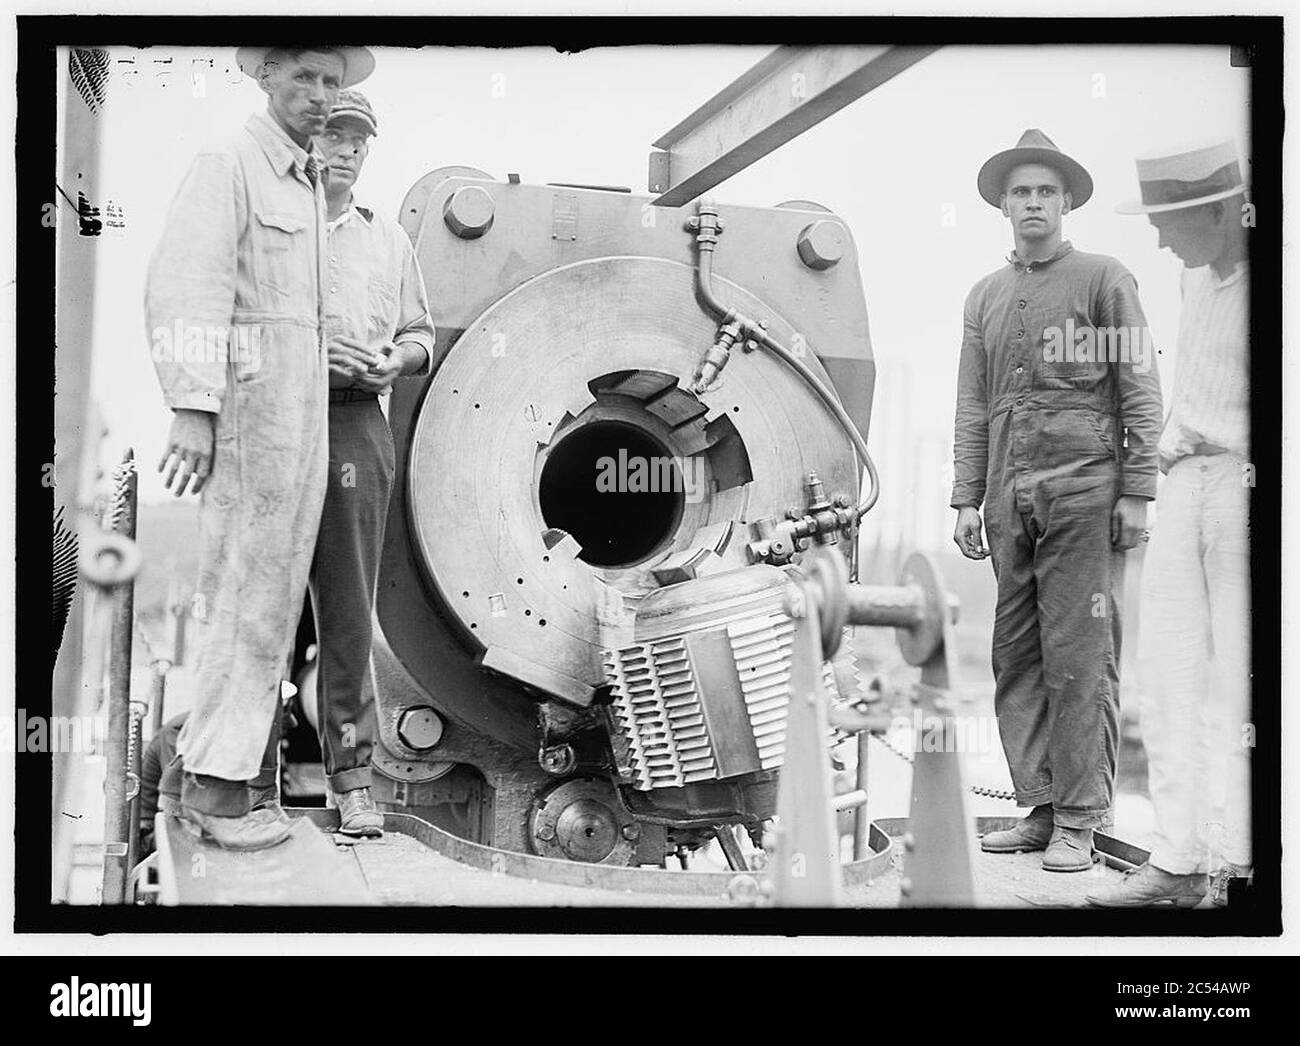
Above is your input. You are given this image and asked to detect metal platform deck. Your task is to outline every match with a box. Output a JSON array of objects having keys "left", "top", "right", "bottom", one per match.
[{"left": 153, "top": 808, "right": 1166, "bottom": 909}]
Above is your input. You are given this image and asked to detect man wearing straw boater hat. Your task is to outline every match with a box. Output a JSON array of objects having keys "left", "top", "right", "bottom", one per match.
[
  {"left": 1088, "top": 140, "right": 1251, "bottom": 908},
  {"left": 951, "top": 130, "right": 1164, "bottom": 872},
  {"left": 146, "top": 45, "right": 373, "bottom": 850}
]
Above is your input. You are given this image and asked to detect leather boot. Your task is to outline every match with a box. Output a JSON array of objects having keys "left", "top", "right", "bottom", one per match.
[
  {"left": 332, "top": 786, "right": 384, "bottom": 838},
  {"left": 979, "top": 804, "right": 1054, "bottom": 853},
  {"left": 180, "top": 805, "right": 292, "bottom": 851},
  {"left": 248, "top": 783, "right": 290, "bottom": 826},
  {"left": 1042, "top": 826, "right": 1094, "bottom": 872},
  {"left": 1085, "top": 862, "right": 1206, "bottom": 908}
]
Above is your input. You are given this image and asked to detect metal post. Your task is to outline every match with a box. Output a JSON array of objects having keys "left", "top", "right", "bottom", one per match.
[
  {"left": 149, "top": 659, "right": 170, "bottom": 735},
  {"left": 168, "top": 571, "right": 189, "bottom": 666},
  {"left": 125, "top": 700, "right": 146, "bottom": 875},
  {"left": 768, "top": 586, "right": 844, "bottom": 907},
  {"left": 772, "top": 548, "right": 976, "bottom": 907},
  {"left": 852, "top": 729, "right": 870, "bottom": 861},
  {"left": 893, "top": 555, "right": 978, "bottom": 908},
  {"left": 100, "top": 450, "right": 137, "bottom": 904}
]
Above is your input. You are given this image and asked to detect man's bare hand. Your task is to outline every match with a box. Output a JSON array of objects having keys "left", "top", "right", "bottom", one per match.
[
  {"left": 327, "top": 334, "right": 384, "bottom": 382},
  {"left": 159, "top": 409, "right": 216, "bottom": 497},
  {"left": 351, "top": 342, "right": 426, "bottom": 393},
  {"left": 1111, "top": 494, "right": 1148, "bottom": 550},
  {"left": 346, "top": 339, "right": 396, "bottom": 393},
  {"left": 953, "top": 506, "right": 989, "bottom": 560}
]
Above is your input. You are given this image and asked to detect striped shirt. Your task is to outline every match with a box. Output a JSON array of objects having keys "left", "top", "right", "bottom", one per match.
[{"left": 1158, "top": 261, "right": 1249, "bottom": 469}]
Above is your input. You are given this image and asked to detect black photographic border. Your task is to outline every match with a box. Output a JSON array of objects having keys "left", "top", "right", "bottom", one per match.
[{"left": 14, "top": 13, "right": 1284, "bottom": 939}]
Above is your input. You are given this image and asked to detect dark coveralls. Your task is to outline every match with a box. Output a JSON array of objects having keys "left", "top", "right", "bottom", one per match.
[
  {"left": 951, "top": 241, "right": 1163, "bottom": 829},
  {"left": 307, "top": 201, "right": 434, "bottom": 794}
]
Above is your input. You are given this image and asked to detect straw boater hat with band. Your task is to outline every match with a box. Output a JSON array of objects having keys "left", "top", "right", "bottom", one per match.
[
  {"left": 1115, "top": 139, "right": 1247, "bottom": 214},
  {"left": 236, "top": 46, "right": 375, "bottom": 89},
  {"left": 977, "top": 128, "right": 1094, "bottom": 210}
]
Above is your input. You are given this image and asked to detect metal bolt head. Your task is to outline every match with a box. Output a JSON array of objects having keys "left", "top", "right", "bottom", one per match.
[
  {"left": 796, "top": 219, "right": 846, "bottom": 270},
  {"left": 621, "top": 823, "right": 641, "bottom": 841},
  {"left": 397, "top": 706, "right": 444, "bottom": 751},
  {"left": 726, "top": 875, "right": 761, "bottom": 907},
  {"left": 536, "top": 824, "right": 556, "bottom": 842},
  {"left": 443, "top": 185, "right": 495, "bottom": 239},
  {"left": 539, "top": 744, "right": 577, "bottom": 776}
]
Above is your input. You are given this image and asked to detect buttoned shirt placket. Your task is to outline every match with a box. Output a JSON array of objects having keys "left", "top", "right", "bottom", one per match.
[
  {"left": 304, "top": 158, "right": 327, "bottom": 360},
  {"left": 1005, "top": 242, "right": 1070, "bottom": 516}
]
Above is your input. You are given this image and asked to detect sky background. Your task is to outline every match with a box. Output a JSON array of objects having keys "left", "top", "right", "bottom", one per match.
[{"left": 75, "top": 43, "right": 1250, "bottom": 547}]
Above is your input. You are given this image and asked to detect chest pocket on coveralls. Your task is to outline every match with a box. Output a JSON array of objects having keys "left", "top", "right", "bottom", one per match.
[
  {"left": 1034, "top": 306, "right": 1107, "bottom": 391},
  {"left": 255, "top": 211, "right": 306, "bottom": 298}
]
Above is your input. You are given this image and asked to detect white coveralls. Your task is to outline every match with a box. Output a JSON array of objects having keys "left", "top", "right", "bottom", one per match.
[{"left": 145, "top": 111, "right": 328, "bottom": 787}]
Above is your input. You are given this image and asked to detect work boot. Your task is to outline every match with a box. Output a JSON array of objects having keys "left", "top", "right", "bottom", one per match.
[
  {"left": 248, "top": 783, "right": 290, "bottom": 827},
  {"left": 1085, "top": 862, "right": 1207, "bottom": 908},
  {"left": 1042, "top": 826, "right": 1094, "bottom": 872},
  {"left": 1208, "top": 862, "right": 1252, "bottom": 908},
  {"left": 180, "top": 805, "right": 292, "bottom": 851},
  {"left": 979, "top": 804, "right": 1053, "bottom": 853},
  {"left": 332, "top": 786, "right": 384, "bottom": 838}
]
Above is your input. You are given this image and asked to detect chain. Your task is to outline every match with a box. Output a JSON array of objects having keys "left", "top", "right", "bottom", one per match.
[
  {"left": 106, "top": 455, "right": 137, "bottom": 532},
  {"left": 867, "top": 730, "right": 1018, "bottom": 802},
  {"left": 868, "top": 728, "right": 916, "bottom": 766},
  {"left": 969, "top": 783, "right": 1019, "bottom": 802}
]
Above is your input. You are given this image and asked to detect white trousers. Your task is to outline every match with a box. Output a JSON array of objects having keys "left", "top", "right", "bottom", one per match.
[{"left": 1138, "top": 454, "right": 1252, "bottom": 874}]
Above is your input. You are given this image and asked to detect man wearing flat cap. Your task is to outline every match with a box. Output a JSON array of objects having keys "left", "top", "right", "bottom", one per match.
[
  {"left": 305, "top": 89, "right": 435, "bottom": 836},
  {"left": 951, "top": 130, "right": 1164, "bottom": 871},
  {"left": 1089, "top": 140, "right": 1251, "bottom": 908},
  {"left": 145, "top": 45, "right": 373, "bottom": 849}
]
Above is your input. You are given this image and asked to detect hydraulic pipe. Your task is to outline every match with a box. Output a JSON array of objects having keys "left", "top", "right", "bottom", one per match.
[{"left": 692, "top": 209, "right": 880, "bottom": 518}]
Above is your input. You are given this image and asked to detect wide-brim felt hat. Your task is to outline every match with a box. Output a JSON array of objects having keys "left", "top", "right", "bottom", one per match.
[
  {"left": 1116, "top": 138, "right": 1248, "bottom": 214},
  {"left": 978, "top": 128, "right": 1094, "bottom": 210},
  {"left": 237, "top": 46, "right": 375, "bottom": 89}
]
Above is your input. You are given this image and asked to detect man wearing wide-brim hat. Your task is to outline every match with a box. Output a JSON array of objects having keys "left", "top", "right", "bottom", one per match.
[
  {"left": 146, "top": 46, "right": 373, "bottom": 850},
  {"left": 951, "top": 130, "right": 1164, "bottom": 871},
  {"left": 1089, "top": 140, "right": 1251, "bottom": 909}
]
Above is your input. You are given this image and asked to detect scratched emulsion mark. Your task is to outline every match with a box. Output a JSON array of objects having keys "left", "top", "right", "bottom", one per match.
[
  {"left": 53, "top": 504, "right": 78, "bottom": 661},
  {"left": 68, "top": 47, "right": 111, "bottom": 114},
  {"left": 76, "top": 191, "right": 102, "bottom": 237}
]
